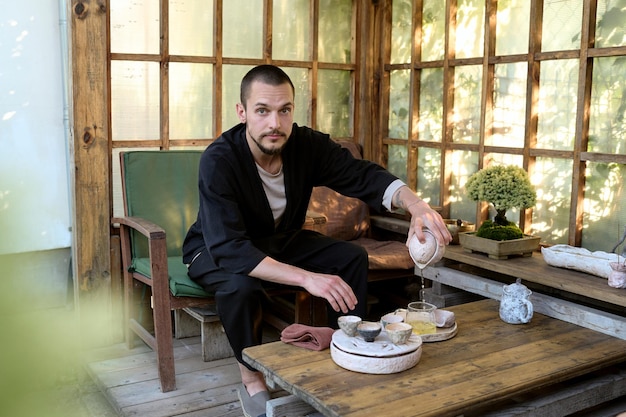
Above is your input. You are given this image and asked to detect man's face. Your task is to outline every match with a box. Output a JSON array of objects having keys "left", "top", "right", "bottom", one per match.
[{"left": 237, "top": 81, "right": 294, "bottom": 156}]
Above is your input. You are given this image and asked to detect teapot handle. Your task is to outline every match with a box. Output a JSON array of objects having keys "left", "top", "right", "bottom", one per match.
[{"left": 521, "top": 299, "right": 534, "bottom": 323}]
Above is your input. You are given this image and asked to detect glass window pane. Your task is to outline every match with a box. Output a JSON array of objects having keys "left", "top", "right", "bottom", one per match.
[
  {"left": 536, "top": 59, "right": 578, "bottom": 150},
  {"left": 595, "top": 0, "right": 626, "bottom": 48},
  {"left": 111, "top": 61, "right": 160, "bottom": 140},
  {"left": 582, "top": 162, "right": 626, "bottom": 251},
  {"left": 319, "top": 0, "right": 352, "bottom": 63},
  {"left": 391, "top": 0, "right": 412, "bottom": 64},
  {"left": 169, "top": 63, "right": 213, "bottom": 139},
  {"left": 416, "top": 148, "right": 441, "bottom": 206},
  {"left": 317, "top": 70, "right": 352, "bottom": 137},
  {"left": 495, "top": 0, "right": 530, "bottom": 56},
  {"left": 282, "top": 67, "right": 311, "bottom": 127},
  {"left": 452, "top": 65, "right": 482, "bottom": 143},
  {"left": 222, "top": 65, "right": 253, "bottom": 131},
  {"left": 388, "top": 144, "right": 408, "bottom": 183},
  {"left": 542, "top": 0, "right": 583, "bottom": 52},
  {"left": 456, "top": 0, "right": 485, "bottom": 59},
  {"left": 223, "top": 0, "right": 263, "bottom": 58},
  {"left": 419, "top": 68, "right": 444, "bottom": 142},
  {"left": 110, "top": 0, "right": 159, "bottom": 54},
  {"left": 588, "top": 57, "right": 626, "bottom": 154},
  {"left": 531, "top": 157, "right": 572, "bottom": 245},
  {"left": 170, "top": 0, "right": 214, "bottom": 56},
  {"left": 489, "top": 62, "right": 528, "bottom": 148},
  {"left": 422, "top": 0, "right": 446, "bottom": 61},
  {"left": 274, "top": 0, "right": 311, "bottom": 61},
  {"left": 449, "top": 150, "right": 479, "bottom": 223},
  {"left": 388, "top": 69, "right": 410, "bottom": 139}
]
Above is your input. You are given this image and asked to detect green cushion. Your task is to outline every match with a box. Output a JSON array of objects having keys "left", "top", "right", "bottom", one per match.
[
  {"left": 122, "top": 151, "right": 203, "bottom": 259},
  {"left": 131, "top": 257, "right": 212, "bottom": 298}
]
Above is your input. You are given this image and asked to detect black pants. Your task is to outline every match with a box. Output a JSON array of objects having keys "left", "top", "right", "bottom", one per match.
[{"left": 191, "top": 230, "right": 368, "bottom": 371}]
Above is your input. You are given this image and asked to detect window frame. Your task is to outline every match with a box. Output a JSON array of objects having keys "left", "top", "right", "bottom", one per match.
[
  {"left": 107, "top": 0, "right": 362, "bottom": 151},
  {"left": 376, "top": 0, "right": 626, "bottom": 246}
]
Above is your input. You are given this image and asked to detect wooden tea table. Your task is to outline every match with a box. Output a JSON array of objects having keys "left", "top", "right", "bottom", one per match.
[{"left": 243, "top": 299, "right": 626, "bottom": 417}]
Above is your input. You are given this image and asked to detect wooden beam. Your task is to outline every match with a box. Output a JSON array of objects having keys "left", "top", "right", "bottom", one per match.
[{"left": 70, "top": 0, "right": 112, "bottom": 347}]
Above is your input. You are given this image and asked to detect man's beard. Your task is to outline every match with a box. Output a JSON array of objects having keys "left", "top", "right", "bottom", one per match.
[{"left": 249, "top": 129, "right": 286, "bottom": 156}]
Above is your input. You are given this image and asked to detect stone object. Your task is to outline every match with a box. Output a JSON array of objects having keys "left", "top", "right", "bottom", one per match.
[
  {"left": 330, "top": 329, "right": 422, "bottom": 374},
  {"left": 541, "top": 245, "right": 618, "bottom": 279},
  {"left": 608, "top": 262, "right": 626, "bottom": 288}
]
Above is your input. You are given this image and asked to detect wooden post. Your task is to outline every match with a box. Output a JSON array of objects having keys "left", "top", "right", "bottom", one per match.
[{"left": 70, "top": 0, "right": 112, "bottom": 347}]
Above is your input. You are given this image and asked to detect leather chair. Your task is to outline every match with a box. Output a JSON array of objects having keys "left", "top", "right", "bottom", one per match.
[{"left": 305, "top": 141, "right": 416, "bottom": 323}]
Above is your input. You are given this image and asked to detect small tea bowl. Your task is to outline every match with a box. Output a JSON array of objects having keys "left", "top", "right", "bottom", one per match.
[
  {"left": 385, "top": 322, "right": 413, "bottom": 345},
  {"left": 381, "top": 312, "right": 404, "bottom": 329},
  {"left": 356, "top": 321, "right": 382, "bottom": 342},
  {"left": 338, "top": 315, "right": 362, "bottom": 337}
]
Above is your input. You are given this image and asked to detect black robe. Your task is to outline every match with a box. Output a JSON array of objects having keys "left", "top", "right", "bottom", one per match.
[{"left": 182, "top": 123, "right": 398, "bottom": 276}]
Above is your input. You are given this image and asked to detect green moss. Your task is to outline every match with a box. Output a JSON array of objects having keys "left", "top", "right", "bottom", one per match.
[{"left": 475, "top": 220, "right": 524, "bottom": 241}]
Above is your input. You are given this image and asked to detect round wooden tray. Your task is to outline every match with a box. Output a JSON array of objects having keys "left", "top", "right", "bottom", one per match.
[
  {"left": 421, "top": 322, "right": 458, "bottom": 342},
  {"left": 388, "top": 310, "right": 458, "bottom": 343}
]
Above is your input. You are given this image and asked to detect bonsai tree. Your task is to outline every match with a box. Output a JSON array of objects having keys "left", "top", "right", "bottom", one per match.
[{"left": 465, "top": 165, "right": 537, "bottom": 240}]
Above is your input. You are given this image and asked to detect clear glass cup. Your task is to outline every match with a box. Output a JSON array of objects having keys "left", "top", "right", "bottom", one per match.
[{"left": 406, "top": 301, "right": 437, "bottom": 335}]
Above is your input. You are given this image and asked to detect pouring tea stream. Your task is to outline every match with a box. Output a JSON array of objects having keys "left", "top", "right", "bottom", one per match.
[{"left": 408, "top": 229, "right": 445, "bottom": 301}]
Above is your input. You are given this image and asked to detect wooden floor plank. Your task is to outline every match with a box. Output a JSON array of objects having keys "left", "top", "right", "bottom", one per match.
[
  {"left": 119, "top": 382, "right": 241, "bottom": 417},
  {"left": 85, "top": 331, "right": 283, "bottom": 417},
  {"left": 88, "top": 351, "right": 233, "bottom": 388},
  {"left": 108, "top": 361, "right": 241, "bottom": 409}
]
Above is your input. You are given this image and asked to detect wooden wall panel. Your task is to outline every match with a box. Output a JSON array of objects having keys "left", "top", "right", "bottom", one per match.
[{"left": 71, "top": 0, "right": 113, "bottom": 347}]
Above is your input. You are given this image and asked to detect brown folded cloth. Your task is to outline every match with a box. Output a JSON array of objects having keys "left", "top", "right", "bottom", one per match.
[{"left": 280, "top": 324, "right": 335, "bottom": 351}]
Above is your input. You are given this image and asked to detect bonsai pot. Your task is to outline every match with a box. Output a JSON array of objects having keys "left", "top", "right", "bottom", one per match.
[{"left": 459, "top": 232, "right": 540, "bottom": 260}]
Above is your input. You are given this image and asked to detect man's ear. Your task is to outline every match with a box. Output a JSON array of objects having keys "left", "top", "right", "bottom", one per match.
[{"left": 236, "top": 103, "right": 246, "bottom": 123}]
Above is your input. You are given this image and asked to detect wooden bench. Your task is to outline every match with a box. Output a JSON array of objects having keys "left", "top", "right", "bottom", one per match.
[
  {"left": 174, "top": 305, "right": 234, "bottom": 362},
  {"left": 422, "top": 244, "right": 626, "bottom": 340}
]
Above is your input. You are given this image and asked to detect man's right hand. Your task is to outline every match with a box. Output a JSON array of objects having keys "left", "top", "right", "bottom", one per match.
[
  {"left": 301, "top": 272, "right": 357, "bottom": 314},
  {"left": 250, "top": 257, "right": 358, "bottom": 314}
]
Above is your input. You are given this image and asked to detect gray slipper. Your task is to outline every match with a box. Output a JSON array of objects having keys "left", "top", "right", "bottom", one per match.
[{"left": 237, "top": 384, "right": 269, "bottom": 417}]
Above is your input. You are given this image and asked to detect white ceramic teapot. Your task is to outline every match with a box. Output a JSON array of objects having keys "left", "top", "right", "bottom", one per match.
[
  {"left": 499, "top": 278, "right": 533, "bottom": 324},
  {"left": 408, "top": 229, "right": 444, "bottom": 269}
]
